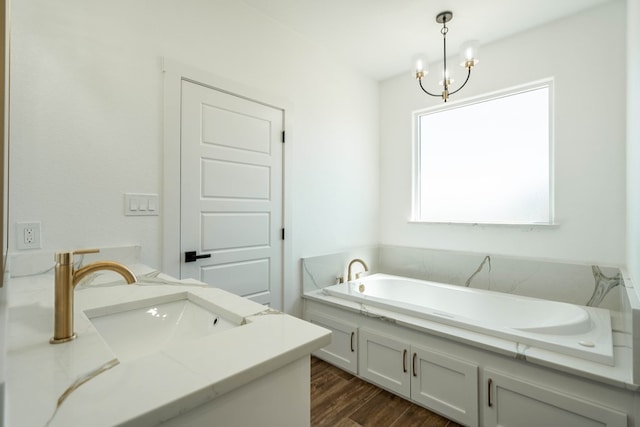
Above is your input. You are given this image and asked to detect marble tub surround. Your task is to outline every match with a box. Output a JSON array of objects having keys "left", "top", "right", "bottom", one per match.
[
  {"left": 302, "top": 246, "right": 379, "bottom": 294},
  {"left": 303, "top": 246, "right": 625, "bottom": 314},
  {"left": 378, "top": 245, "right": 624, "bottom": 311},
  {"left": 588, "top": 265, "right": 624, "bottom": 307},
  {"left": 6, "top": 266, "right": 330, "bottom": 426}
]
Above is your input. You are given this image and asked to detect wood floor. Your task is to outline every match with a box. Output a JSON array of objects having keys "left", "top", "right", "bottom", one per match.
[{"left": 311, "top": 356, "right": 463, "bottom": 427}]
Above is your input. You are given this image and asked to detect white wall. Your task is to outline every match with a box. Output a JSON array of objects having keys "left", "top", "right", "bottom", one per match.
[
  {"left": 379, "top": 2, "right": 626, "bottom": 266},
  {"left": 9, "top": 0, "right": 380, "bottom": 314},
  {"left": 628, "top": 0, "right": 640, "bottom": 285}
]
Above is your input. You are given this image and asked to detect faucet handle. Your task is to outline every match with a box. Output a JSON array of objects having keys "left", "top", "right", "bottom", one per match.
[
  {"left": 55, "top": 249, "right": 100, "bottom": 265},
  {"left": 73, "top": 248, "right": 100, "bottom": 255}
]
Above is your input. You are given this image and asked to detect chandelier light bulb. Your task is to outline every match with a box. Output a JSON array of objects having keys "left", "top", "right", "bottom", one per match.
[
  {"left": 439, "top": 66, "right": 454, "bottom": 86},
  {"left": 413, "top": 54, "right": 429, "bottom": 79},
  {"left": 460, "top": 40, "right": 479, "bottom": 68}
]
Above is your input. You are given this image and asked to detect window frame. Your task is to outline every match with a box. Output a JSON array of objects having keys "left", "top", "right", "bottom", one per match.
[{"left": 411, "top": 79, "right": 555, "bottom": 226}]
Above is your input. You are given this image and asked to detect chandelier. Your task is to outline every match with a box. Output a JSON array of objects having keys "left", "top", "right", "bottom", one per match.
[{"left": 413, "top": 11, "right": 478, "bottom": 102}]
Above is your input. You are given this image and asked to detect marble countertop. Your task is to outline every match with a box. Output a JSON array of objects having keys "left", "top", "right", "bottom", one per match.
[{"left": 6, "top": 266, "right": 330, "bottom": 427}]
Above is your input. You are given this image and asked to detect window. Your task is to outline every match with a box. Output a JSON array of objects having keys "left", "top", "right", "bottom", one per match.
[{"left": 412, "top": 80, "right": 553, "bottom": 225}]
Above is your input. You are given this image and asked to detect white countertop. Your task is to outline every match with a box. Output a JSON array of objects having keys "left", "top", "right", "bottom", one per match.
[{"left": 6, "top": 266, "right": 330, "bottom": 427}]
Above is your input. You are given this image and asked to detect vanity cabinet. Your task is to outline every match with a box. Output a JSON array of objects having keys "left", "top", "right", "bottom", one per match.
[
  {"left": 305, "top": 309, "right": 358, "bottom": 374},
  {"left": 482, "top": 369, "right": 627, "bottom": 427},
  {"left": 359, "top": 328, "right": 479, "bottom": 427}
]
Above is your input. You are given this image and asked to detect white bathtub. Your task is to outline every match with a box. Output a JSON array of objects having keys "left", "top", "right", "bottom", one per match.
[{"left": 322, "top": 273, "right": 613, "bottom": 365}]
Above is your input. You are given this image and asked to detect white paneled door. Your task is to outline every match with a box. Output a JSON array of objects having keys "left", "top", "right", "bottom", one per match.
[{"left": 180, "top": 80, "right": 283, "bottom": 308}]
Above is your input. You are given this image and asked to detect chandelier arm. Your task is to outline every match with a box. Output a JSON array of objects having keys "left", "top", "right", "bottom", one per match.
[
  {"left": 449, "top": 68, "right": 472, "bottom": 96},
  {"left": 418, "top": 78, "right": 440, "bottom": 98}
]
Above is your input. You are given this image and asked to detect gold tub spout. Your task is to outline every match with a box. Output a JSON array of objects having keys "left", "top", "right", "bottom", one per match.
[
  {"left": 347, "top": 258, "right": 369, "bottom": 282},
  {"left": 50, "top": 249, "right": 137, "bottom": 344}
]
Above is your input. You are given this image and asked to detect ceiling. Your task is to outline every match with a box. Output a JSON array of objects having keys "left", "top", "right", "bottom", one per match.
[{"left": 240, "top": 0, "right": 617, "bottom": 81}]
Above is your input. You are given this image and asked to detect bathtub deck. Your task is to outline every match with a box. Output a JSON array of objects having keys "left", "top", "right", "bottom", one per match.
[
  {"left": 311, "top": 356, "right": 462, "bottom": 427},
  {"left": 321, "top": 275, "right": 614, "bottom": 365}
]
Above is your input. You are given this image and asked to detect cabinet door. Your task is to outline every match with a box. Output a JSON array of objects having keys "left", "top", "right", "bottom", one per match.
[
  {"left": 358, "top": 328, "right": 410, "bottom": 397},
  {"left": 411, "top": 345, "right": 478, "bottom": 427},
  {"left": 305, "top": 310, "right": 358, "bottom": 374},
  {"left": 483, "top": 369, "right": 626, "bottom": 427}
]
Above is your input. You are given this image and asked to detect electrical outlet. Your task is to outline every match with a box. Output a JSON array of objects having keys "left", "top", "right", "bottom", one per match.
[
  {"left": 16, "top": 222, "right": 41, "bottom": 250},
  {"left": 25, "top": 227, "right": 35, "bottom": 243}
]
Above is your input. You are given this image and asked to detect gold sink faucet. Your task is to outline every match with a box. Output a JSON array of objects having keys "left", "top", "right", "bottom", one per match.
[
  {"left": 347, "top": 258, "right": 369, "bottom": 282},
  {"left": 50, "top": 249, "right": 137, "bottom": 344}
]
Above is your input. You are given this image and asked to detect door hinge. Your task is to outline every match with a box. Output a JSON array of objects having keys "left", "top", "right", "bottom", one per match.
[
  {"left": 281, "top": 228, "right": 285, "bottom": 240},
  {"left": 282, "top": 130, "right": 285, "bottom": 143}
]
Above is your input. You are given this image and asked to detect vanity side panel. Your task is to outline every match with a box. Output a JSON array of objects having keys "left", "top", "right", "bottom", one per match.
[{"left": 156, "top": 356, "right": 311, "bottom": 427}]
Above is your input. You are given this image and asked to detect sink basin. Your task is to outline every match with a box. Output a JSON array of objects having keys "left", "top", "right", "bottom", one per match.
[{"left": 87, "top": 294, "right": 240, "bottom": 362}]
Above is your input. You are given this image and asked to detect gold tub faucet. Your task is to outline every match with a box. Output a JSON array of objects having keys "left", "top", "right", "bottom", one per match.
[
  {"left": 347, "top": 258, "right": 369, "bottom": 282},
  {"left": 50, "top": 248, "right": 137, "bottom": 344}
]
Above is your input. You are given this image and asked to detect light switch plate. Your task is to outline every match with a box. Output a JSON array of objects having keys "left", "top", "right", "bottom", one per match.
[{"left": 124, "top": 193, "right": 159, "bottom": 216}]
